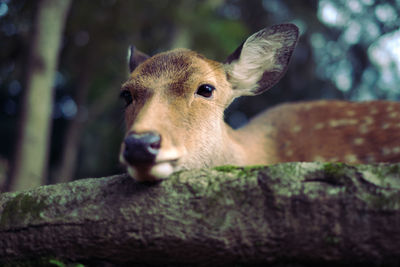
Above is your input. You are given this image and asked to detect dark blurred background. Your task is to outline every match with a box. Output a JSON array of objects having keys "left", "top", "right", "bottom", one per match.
[{"left": 0, "top": 0, "right": 399, "bottom": 191}]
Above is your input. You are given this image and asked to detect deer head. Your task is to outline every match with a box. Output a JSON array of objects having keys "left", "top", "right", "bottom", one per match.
[{"left": 119, "top": 24, "right": 299, "bottom": 181}]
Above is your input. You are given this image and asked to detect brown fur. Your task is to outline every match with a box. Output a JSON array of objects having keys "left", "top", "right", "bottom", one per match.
[
  {"left": 122, "top": 49, "right": 238, "bottom": 175},
  {"left": 120, "top": 24, "right": 399, "bottom": 181},
  {"left": 248, "top": 100, "right": 400, "bottom": 164}
]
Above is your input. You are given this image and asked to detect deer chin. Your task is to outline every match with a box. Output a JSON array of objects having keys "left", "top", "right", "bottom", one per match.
[
  {"left": 126, "top": 162, "right": 175, "bottom": 182},
  {"left": 120, "top": 149, "right": 182, "bottom": 181}
]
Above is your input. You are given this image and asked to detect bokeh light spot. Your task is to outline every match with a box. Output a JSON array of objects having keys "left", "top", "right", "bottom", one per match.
[{"left": 0, "top": 2, "right": 8, "bottom": 17}]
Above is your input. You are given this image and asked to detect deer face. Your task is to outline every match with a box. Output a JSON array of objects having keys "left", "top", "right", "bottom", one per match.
[
  {"left": 120, "top": 49, "right": 234, "bottom": 181},
  {"left": 119, "top": 24, "right": 299, "bottom": 181}
]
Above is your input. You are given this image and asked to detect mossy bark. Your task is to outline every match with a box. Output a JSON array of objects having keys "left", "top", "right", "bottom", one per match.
[{"left": 1, "top": 162, "right": 400, "bottom": 266}]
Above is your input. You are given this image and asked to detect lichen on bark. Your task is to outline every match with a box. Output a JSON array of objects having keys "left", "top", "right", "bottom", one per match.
[
  {"left": 1, "top": 162, "right": 399, "bottom": 266},
  {"left": 0, "top": 193, "right": 47, "bottom": 229}
]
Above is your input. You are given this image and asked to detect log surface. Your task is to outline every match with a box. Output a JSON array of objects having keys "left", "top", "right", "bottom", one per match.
[{"left": 1, "top": 162, "right": 400, "bottom": 266}]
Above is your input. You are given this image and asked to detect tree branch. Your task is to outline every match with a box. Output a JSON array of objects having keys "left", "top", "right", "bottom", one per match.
[{"left": 1, "top": 162, "right": 400, "bottom": 266}]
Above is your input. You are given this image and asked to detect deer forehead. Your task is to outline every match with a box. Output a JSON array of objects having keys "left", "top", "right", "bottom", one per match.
[{"left": 127, "top": 49, "right": 227, "bottom": 97}]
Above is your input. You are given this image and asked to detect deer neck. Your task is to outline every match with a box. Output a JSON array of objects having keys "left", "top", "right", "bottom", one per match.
[
  {"left": 224, "top": 120, "right": 279, "bottom": 166},
  {"left": 217, "top": 123, "right": 251, "bottom": 166}
]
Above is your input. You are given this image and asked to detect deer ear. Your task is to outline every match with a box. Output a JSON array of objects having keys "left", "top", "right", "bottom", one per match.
[
  {"left": 128, "top": 45, "right": 150, "bottom": 73},
  {"left": 224, "top": 24, "right": 299, "bottom": 97}
]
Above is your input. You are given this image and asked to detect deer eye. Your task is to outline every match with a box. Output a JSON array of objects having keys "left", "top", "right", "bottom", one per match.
[
  {"left": 120, "top": 90, "right": 133, "bottom": 107},
  {"left": 196, "top": 84, "right": 215, "bottom": 98}
]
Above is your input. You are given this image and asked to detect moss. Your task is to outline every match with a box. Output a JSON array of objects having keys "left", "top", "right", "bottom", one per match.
[
  {"left": 48, "top": 258, "right": 84, "bottom": 267},
  {"left": 354, "top": 163, "right": 400, "bottom": 189},
  {"left": 319, "top": 162, "right": 352, "bottom": 186},
  {"left": 387, "top": 164, "right": 400, "bottom": 174},
  {"left": 322, "top": 162, "right": 346, "bottom": 176},
  {"left": 176, "top": 166, "right": 264, "bottom": 226},
  {"left": 1, "top": 257, "right": 84, "bottom": 267},
  {"left": 213, "top": 165, "right": 269, "bottom": 180},
  {"left": 242, "top": 165, "right": 267, "bottom": 171},
  {"left": 371, "top": 164, "right": 400, "bottom": 181},
  {"left": 264, "top": 163, "right": 300, "bottom": 179},
  {"left": 0, "top": 193, "right": 47, "bottom": 229},
  {"left": 213, "top": 165, "right": 240, "bottom": 172},
  {"left": 241, "top": 165, "right": 267, "bottom": 174}
]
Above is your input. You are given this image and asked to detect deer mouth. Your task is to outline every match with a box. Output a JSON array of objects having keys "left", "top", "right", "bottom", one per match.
[
  {"left": 125, "top": 159, "right": 178, "bottom": 182},
  {"left": 120, "top": 149, "right": 181, "bottom": 181}
]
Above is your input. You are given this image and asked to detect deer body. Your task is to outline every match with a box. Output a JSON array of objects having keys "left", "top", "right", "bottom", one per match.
[
  {"left": 119, "top": 24, "right": 400, "bottom": 181},
  {"left": 242, "top": 100, "right": 400, "bottom": 164}
]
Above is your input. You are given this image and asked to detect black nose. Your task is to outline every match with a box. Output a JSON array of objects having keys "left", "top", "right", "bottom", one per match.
[{"left": 123, "top": 132, "right": 161, "bottom": 164}]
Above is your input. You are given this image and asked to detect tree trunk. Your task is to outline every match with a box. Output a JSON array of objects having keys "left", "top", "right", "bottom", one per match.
[
  {"left": 54, "top": 57, "right": 92, "bottom": 184},
  {"left": 1, "top": 163, "right": 399, "bottom": 266},
  {"left": 9, "top": 0, "right": 72, "bottom": 191}
]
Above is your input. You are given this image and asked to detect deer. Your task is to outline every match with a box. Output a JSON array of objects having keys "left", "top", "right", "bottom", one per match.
[{"left": 119, "top": 23, "right": 400, "bottom": 181}]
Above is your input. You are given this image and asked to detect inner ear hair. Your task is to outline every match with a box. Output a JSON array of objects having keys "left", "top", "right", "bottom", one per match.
[{"left": 224, "top": 24, "right": 299, "bottom": 97}]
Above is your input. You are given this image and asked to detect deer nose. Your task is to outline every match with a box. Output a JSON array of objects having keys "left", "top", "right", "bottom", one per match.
[{"left": 123, "top": 132, "right": 161, "bottom": 164}]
